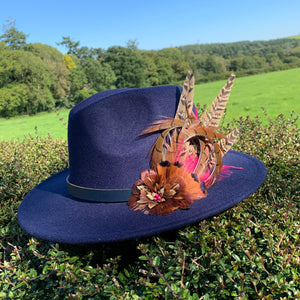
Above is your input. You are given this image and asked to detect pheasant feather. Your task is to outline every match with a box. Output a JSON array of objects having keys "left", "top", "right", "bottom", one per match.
[
  {"left": 174, "top": 68, "right": 195, "bottom": 121},
  {"left": 220, "top": 128, "right": 240, "bottom": 153},
  {"left": 200, "top": 73, "right": 235, "bottom": 128},
  {"left": 129, "top": 69, "right": 240, "bottom": 215}
]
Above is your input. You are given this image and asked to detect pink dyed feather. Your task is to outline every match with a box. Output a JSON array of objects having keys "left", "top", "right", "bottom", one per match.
[
  {"left": 174, "top": 139, "right": 199, "bottom": 173},
  {"left": 194, "top": 107, "right": 199, "bottom": 120},
  {"left": 200, "top": 168, "right": 212, "bottom": 183},
  {"left": 220, "top": 165, "right": 243, "bottom": 179},
  {"left": 174, "top": 139, "right": 185, "bottom": 163},
  {"left": 183, "top": 154, "right": 198, "bottom": 173}
]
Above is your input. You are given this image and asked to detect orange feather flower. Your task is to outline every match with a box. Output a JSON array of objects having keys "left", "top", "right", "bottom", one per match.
[{"left": 128, "top": 161, "right": 207, "bottom": 215}]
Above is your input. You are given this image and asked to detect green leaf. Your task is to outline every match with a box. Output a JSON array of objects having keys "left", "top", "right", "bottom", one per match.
[
  {"left": 118, "top": 272, "right": 126, "bottom": 284},
  {"left": 138, "top": 255, "right": 148, "bottom": 261},
  {"left": 152, "top": 256, "right": 160, "bottom": 266}
]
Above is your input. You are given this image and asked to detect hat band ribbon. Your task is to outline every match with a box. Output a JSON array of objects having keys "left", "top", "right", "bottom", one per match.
[{"left": 66, "top": 176, "right": 131, "bottom": 203}]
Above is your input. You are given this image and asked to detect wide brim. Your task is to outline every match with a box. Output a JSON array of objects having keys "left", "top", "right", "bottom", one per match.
[{"left": 18, "top": 151, "right": 266, "bottom": 244}]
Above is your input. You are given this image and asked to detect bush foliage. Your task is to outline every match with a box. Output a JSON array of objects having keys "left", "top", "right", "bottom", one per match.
[{"left": 0, "top": 113, "right": 299, "bottom": 299}]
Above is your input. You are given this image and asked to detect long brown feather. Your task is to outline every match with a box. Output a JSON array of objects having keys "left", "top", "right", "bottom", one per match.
[
  {"left": 220, "top": 128, "right": 240, "bottom": 154},
  {"left": 140, "top": 119, "right": 184, "bottom": 135},
  {"left": 186, "top": 123, "right": 227, "bottom": 140},
  {"left": 200, "top": 73, "right": 235, "bottom": 128},
  {"left": 174, "top": 68, "right": 194, "bottom": 121},
  {"left": 149, "top": 128, "right": 180, "bottom": 170}
]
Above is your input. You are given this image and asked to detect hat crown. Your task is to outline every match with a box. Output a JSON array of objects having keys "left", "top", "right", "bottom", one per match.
[{"left": 67, "top": 86, "right": 182, "bottom": 189}]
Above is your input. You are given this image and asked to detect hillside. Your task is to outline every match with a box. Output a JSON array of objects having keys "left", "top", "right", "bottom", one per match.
[
  {"left": 287, "top": 35, "right": 300, "bottom": 39},
  {"left": 178, "top": 38, "right": 300, "bottom": 58},
  {"left": 1, "top": 22, "right": 300, "bottom": 118},
  {"left": 0, "top": 68, "right": 299, "bottom": 141}
]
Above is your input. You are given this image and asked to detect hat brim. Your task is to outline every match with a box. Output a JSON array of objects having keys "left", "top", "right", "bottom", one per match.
[{"left": 18, "top": 150, "right": 266, "bottom": 244}]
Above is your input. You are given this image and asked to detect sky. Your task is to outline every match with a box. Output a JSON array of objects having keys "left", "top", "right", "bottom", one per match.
[{"left": 0, "top": 0, "right": 299, "bottom": 53}]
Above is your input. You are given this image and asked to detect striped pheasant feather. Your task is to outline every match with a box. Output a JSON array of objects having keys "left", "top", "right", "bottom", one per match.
[
  {"left": 200, "top": 73, "right": 235, "bottom": 128},
  {"left": 220, "top": 128, "right": 240, "bottom": 154},
  {"left": 174, "top": 68, "right": 195, "bottom": 121},
  {"left": 129, "top": 70, "right": 242, "bottom": 215}
]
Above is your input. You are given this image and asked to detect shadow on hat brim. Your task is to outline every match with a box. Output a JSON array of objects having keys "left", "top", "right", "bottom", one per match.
[{"left": 17, "top": 150, "right": 266, "bottom": 244}]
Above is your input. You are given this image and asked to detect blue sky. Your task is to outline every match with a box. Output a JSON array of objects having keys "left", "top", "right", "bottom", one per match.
[{"left": 1, "top": 0, "right": 299, "bottom": 53}]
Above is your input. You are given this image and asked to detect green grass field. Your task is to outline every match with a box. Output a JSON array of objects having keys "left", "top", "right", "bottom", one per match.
[
  {"left": 0, "top": 68, "right": 299, "bottom": 141},
  {"left": 287, "top": 35, "right": 300, "bottom": 39},
  {"left": 0, "top": 109, "right": 70, "bottom": 141},
  {"left": 194, "top": 68, "right": 300, "bottom": 125}
]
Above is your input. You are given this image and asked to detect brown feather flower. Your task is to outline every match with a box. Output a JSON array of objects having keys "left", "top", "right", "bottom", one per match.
[{"left": 128, "top": 162, "right": 206, "bottom": 215}]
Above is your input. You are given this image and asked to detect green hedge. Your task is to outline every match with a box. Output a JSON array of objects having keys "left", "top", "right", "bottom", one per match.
[{"left": 0, "top": 114, "right": 299, "bottom": 299}]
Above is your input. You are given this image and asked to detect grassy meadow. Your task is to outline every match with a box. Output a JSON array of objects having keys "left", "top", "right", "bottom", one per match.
[
  {"left": 195, "top": 68, "right": 300, "bottom": 125},
  {"left": 0, "top": 68, "right": 299, "bottom": 141},
  {"left": 0, "top": 108, "right": 69, "bottom": 141},
  {"left": 287, "top": 35, "right": 300, "bottom": 39}
]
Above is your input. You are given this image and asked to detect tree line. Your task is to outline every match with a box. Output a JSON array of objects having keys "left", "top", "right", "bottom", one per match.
[{"left": 1, "top": 20, "right": 300, "bottom": 117}]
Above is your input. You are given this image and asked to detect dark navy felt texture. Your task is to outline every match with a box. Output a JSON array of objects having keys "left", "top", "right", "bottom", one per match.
[
  {"left": 68, "top": 86, "right": 181, "bottom": 189},
  {"left": 18, "top": 86, "right": 267, "bottom": 244}
]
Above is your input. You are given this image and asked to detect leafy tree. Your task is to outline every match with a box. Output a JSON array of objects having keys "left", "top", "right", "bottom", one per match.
[
  {"left": 29, "top": 43, "right": 70, "bottom": 106},
  {"left": 76, "top": 46, "right": 104, "bottom": 60},
  {"left": 29, "top": 42, "right": 63, "bottom": 61},
  {"left": 57, "top": 37, "right": 115, "bottom": 103},
  {"left": 0, "top": 49, "right": 54, "bottom": 115},
  {"left": 141, "top": 51, "right": 159, "bottom": 86},
  {"left": 0, "top": 84, "right": 29, "bottom": 117},
  {"left": 154, "top": 55, "right": 174, "bottom": 85},
  {"left": 0, "top": 41, "right": 6, "bottom": 50},
  {"left": 0, "top": 19, "right": 27, "bottom": 50},
  {"left": 104, "top": 46, "right": 146, "bottom": 88},
  {"left": 156, "top": 48, "right": 189, "bottom": 83},
  {"left": 277, "top": 50, "right": 286, "bottom": 61},
  {"left": 242, "top": 56, "right": 268, "bottom": 70},
  {"left": 63, "top": 55, "right": 96, "bottom": 105},
  {"left": 126, "top": 39, "right": 139, "bottom": 51},
  {"left": 178, "top": 39, "right": 300, "bottom": 59},
  {"left": 68, "top": 67, "right": 89, "bottom": 104},
  {"left": 81, "top": 57, "right": 116, "bottom": 91},
  {"left": 290, "top": 47, "right": 300, "bottom": 58},
  {"left": 57, "top": 37, "right": 103, "bottom": 60},
  {"left": 72, "top": 88, "right": 97, "bottom": 105},
  {"left": 242, "top": 56, "right": 257, "bottom": 69},
  {"left": 57, "top": 36, "right": 80, "bottom": 55},
  {"left": 204, "top": 55, "right": 226, "bottom": 73},
  {"left": 282, "top": 55, "right": 300, "bottom": 66},
  {"left": 64, "top": 53, "right": 77, "bottom": 69},
  {"left": 229, "top": 57, "right": 244, "bottom": 72}
]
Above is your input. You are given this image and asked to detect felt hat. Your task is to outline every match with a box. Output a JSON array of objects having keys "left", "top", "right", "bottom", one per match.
[{"left": 18, "top": 74, "right": 267, "bottom": 244}]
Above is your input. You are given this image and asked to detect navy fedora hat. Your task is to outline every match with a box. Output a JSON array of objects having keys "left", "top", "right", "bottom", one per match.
[{"left": 18, "top": 82, "right": 267, "bottom": 244}]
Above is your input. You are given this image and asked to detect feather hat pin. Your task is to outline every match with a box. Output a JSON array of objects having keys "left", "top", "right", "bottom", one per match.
[{"left": 129, "top": 69, "right": 240, "bottom": 215}]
